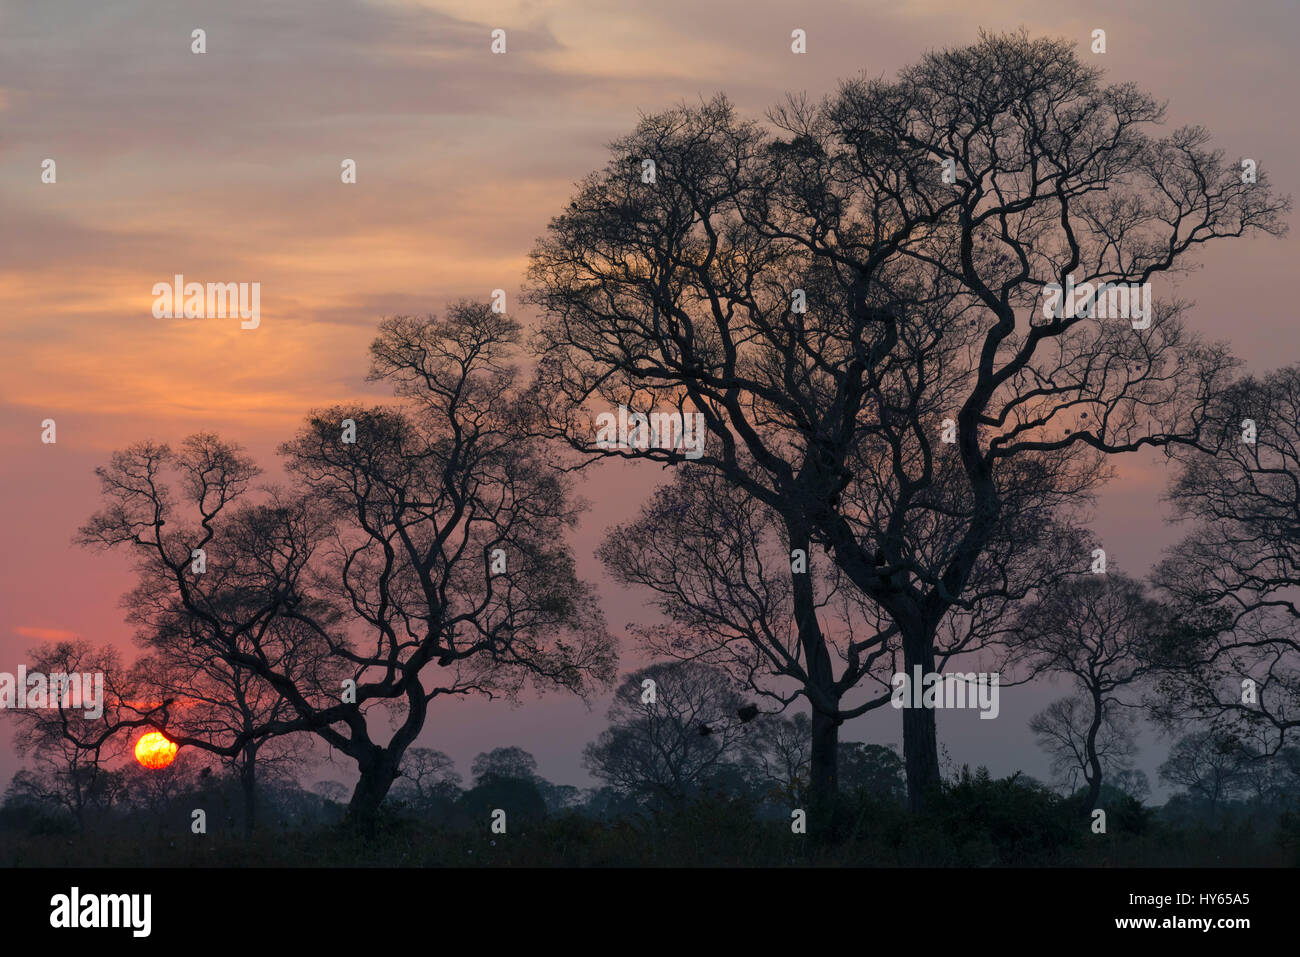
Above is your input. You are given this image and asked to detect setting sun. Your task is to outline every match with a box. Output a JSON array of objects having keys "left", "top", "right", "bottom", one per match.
[{"left": 134, "top": 732, "right": 178, "bottom": 770}]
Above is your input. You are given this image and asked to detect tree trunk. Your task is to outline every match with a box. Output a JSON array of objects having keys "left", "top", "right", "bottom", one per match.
[
  {"left": 901, "top": 624, "right": 942, "bottom": 812},
  {"left": 1082, "top": 691, "right": 1104, "bottom": 815},
  {"left": 809, "top": 706, "right": 840, "bottom": 807},
  {"left": 347, "top": 748, "right": 402, "bottom": 831},
  {"left": 239, "top": 744, "right": 258, "bottom": 836},
  {"left": 788, "top": 519, "right": 842, "bottom": 827},
  {"left": 341, "top": 668, "right": 431, "bottom": 832}
]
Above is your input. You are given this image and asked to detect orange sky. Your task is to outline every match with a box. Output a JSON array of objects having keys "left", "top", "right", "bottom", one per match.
[{"left": 1, "top": 0, "right": 1296, "bottom": 796}]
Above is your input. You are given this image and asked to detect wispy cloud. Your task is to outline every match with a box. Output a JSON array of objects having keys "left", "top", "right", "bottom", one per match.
[{"left": 12, "top": 626, "right": 79, "bottom": 641}]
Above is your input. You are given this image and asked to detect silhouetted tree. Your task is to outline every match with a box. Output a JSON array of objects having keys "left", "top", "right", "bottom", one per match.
[
  {"left": 1159, "top": 730, "right": 1250, "bottom": 821},
  {"left": 471, "top": 746, "right": 540, "bottom": 786},
  {"left": 1155, "top": 367, "right": 1300, "bottom": 755},
  {"left": 598, "top": 464, "right": 898, "bottom": 808},
  {"left": 458, "top": 775, "right": 548, "bottom": 826},
  {"left": 526, "top": 31, "right": 1284, "bottom": 807},
  {"left": 739, "top": 713, "right": 812, "bottom": 804},
  {"left": 536, "top": 782, "right": 583, "bottom": 812},
  {"left": 77, "top": 304, "right": 616, "bottom": 829},
  {"left": 583, "top": 661, "right": 749, "bottom": 807},
  {"left": 1008, "top": 572, "right": 1165, "bottom": 812},
  {"left": 838, "top": 742, "right": 907, "bottom": 802},
  {"left": 391, "top": 747, "right": 462, "bottom": 815},
  {"left": 600, "top": 461, "right": 1078, "bottom": 816},
  {"left": 464, "top": 746, "right": 573, "bottom": 815},
  {"left": 3, "top": 641, "right": 134, "bottom": 832},
  {"left": 118, "top": 748, "right": 213, "bottom": 833},
  {"left": 130, "top": 629, "right": 315, "bottom": 835},
  {"left": 1109, "top": 767, "right": 1151, "bottom": 803},
  {"left": 1029, "top": 696, "right": 1139, "bottom": 805},
  {"left": 312, "top": 780, "right": 349, "bottom": 805}
]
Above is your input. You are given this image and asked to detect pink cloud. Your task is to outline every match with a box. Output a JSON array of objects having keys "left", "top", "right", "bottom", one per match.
[{"left": 12, "top": 626, "right": 78, "bottom": 641}]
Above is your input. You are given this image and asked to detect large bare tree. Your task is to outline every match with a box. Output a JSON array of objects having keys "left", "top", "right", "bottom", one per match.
[
  {"left": 525, "top": 31, "right": 1286, "bottom": 807},
  {"left": 600, "top": 456, "right": 1087, "bottom": 811},
  {"left": 77, "top": 303, "right": 616, "bottom": 827}
]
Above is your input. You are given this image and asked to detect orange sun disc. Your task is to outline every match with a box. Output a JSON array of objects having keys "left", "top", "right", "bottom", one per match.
[{"left": 134, "top": 731, "right": 179, "bottom": 769}]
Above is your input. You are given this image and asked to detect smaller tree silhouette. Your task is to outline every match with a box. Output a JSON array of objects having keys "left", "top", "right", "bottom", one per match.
[
  {"left": 392, "top": 747, "right": 462, "bottom": 815},
  {"left": 738, "top": 713, "right": 811, "bottom": 805},
  {"left": 1155, "top": 367, "right": 1300, "bottom": 757},
  {"left": 1029, "top": 696, "right": 1139, "bottom": 801},
  {"left": 583, "top": 661, "right": 749, "bottom": 808},
  {"left": 3, "top": 640, "right": 136, "bottom": 832},
  {"left": 312, "top": 780, "right": 349, "bottom": 805},
  {"left": 837, "top": 742, "right": 906, "bottom": 802},
  {"left": 471, "top": 747, "right": 539, "bottom": 786},
  {"left": 76, "top": 304, "right": 617, "bottom": 831},
  {"left": 1159, "top": 731, "right": 1249, "bottom": 821},
  {"left": 1008, "top": 572, "right": 1164, "bottom": 813}
]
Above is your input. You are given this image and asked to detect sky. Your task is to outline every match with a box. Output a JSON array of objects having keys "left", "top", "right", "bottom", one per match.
[{"left": 1, "top": 0, "right": 1297, "bottom": 799}]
